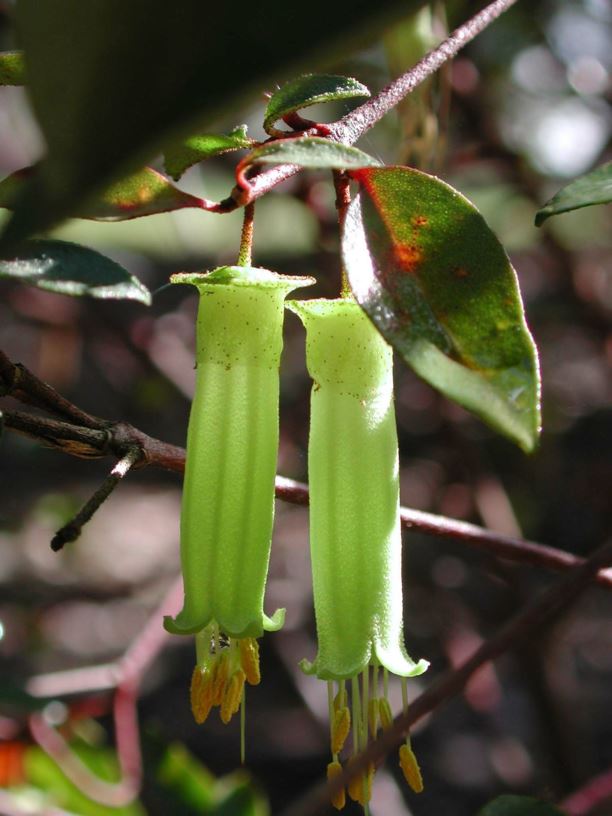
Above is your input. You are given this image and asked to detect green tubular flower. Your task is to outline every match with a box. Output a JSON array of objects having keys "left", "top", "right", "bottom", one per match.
[
  {"left": 164, "top": 266, "right": 313, "bottom": 733},
  {"left": 287, "top": 298, "right": 429, "bottom": 809}
]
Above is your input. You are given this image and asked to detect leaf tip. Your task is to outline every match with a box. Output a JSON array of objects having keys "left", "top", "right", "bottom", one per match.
[{"left": 534, "top": 210, "right": 548, "bottom": 227}]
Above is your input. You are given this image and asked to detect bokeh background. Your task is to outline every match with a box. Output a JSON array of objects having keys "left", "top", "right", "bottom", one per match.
[{"left": 0, "top": 0, "right": 611, "bottom": 813}]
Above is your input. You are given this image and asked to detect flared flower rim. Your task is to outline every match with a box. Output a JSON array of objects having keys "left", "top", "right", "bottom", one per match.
[
  {"left": 171, "top": 265, "right": 315, "bottom": 291},
  {"left": 163, "top": 607, "right": 285, "bottom": 639}
]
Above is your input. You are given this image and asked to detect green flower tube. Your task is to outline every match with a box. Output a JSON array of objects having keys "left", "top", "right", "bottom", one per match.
[
  {"left": 287, "top": 298, "right": 428, "bottom": 808},
  {"left": 165, "top": 266, "right": 313, "bottom": 732}
]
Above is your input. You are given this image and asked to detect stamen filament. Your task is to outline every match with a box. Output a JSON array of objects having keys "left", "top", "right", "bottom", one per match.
[
  {"left": 351, "top": 677, "right": 361, "bottom": 758},
  {"left": 362, "top": 667, "right": 369, "bottom": 741},
  {"left": 328, "top": 681, "right": 336, "bottom": 758},
  {"left": 401, "top": 675, "right": 408, "bottom": 714},
  {"left": 240, "top": 686, "right": 246, "bottom": 764}
]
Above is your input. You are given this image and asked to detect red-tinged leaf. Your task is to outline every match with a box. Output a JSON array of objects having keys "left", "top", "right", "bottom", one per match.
[
  {"left": 0, "top": 166, "right": 207, "bottom": 221},
  {"left": 2, "top": 0, "right": 424, "bottom": 247},
  {"left": 343, "top": 166, "right": 540, "bottom": 452}
]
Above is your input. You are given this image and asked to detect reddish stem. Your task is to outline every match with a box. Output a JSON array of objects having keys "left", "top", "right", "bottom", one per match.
[
  {"left": 332, "top": 170, "right": 352, "bottom": 296},
  {"left": 562, "top": 767, "right": 612, "bottom": 816},
  {"left": 221, "top": 0, "right": 519, "bottom": 210},
  {"left": 237, "top": 202, "right": 255, "bottom": 267}
]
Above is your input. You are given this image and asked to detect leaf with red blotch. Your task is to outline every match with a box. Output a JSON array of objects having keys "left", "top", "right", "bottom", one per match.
[
  {"left": 0, "top": 166, "right": 207, "bottom": 221},
  {"left": 343, "top": 165, "right": 540, "bottom": 452}
]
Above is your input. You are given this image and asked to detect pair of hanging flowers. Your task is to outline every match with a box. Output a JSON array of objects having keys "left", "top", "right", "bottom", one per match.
[{"left": 164, "top": 264, "right": 428, "bottom": 809}]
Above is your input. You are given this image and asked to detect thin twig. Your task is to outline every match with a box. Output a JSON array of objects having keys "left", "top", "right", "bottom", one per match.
[
  {"left": 561, "top": 766, "right": 612, "bottom": 816},
  {"left": 219, "top": 0, "right": 519, "bottom": 210},
  {"left": 25, "top": 574, "right": 183, "bottom": 808},
  {"left": 27, "top": 576, "right": 181, "bottom": 699},
  {"left": 331, "top": 0, "right": 519, "bottom": 145},
  {"left": 50, "top": 446, "right": 142, "bottom": 551},
  {"left": 3, "top": 409, "right": 110, "bottom": 458},
  {"left": 280, "top": 542, "right": 612, "bottom": 816},
  {"left": 29, "top": 685, "right": 141, "bottom": 809},
  {"left": 0, "top": 349, "right": 104, "bottom": 429},
  {"left": 3, "top": 402, "right": 612, "bottom": 590}
]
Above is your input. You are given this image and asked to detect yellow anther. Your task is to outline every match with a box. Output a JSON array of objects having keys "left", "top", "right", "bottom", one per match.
[
  {"left": 327, "top": 760, "right": 346, "bottom": 810},
  {"left": 347, "top": 764, "right": 374, "bottom": 806},
  {"left": 211, "top": 652, "right": 230, "bottom": 706},
  {"left": 347, "top": 771, "right": 362, "bottom": 804},
  {"left": 399, "top": 743, "right": 424, "bottom": 793},
  {"left": 220, "top": 669, "right": 246, "bottom": 724},
  {"left": 331, "top": 705, "right": 351, "bottom": 756},
  {"left": 190, "top": 665, "right": 213, "bottom": 724},
  {"left": 379, "top": 697, "right": 393, "bottom": 730},
  {"left": 239, "top": 637, "right": 261, "bottom": 685},
  {"left": 368, "top": 697, "right": 379, "bottom": 737}
]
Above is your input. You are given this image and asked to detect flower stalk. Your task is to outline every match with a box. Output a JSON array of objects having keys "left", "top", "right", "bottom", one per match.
[
  {"left": 287, "top": 298, "right": 428, "bottom": 809},
  {"left": 165, "top": 265, "right": 313, "bottom": 746}
]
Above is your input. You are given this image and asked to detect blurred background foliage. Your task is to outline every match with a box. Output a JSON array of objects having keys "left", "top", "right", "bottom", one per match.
[{"left": 0, "top": 0, "right": 610, "bottom": 814}]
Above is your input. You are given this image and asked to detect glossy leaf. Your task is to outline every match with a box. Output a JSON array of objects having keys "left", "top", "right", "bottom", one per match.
[
  {"left": 478, "top": 795, "right": 566, "bottom": 816},
  {"left": 0, "top": 166, "right": 206, "bottom": 221},
  {"left": 244, "top": 137, "right": 379, "bottom": 171},
  {"left": 3, "top": 0, "right": 422, "bottom": 246},
  {"left": 535, "top": 161, "right": 612, "bottom": 225},
  {"left": 0, "top": 239, "right": 151, "bottom": 304},
  {"left": 263, "top": 73, "right": 370, "bottom": 135},
  {"left": 343, "top": 166, "right": 540, "bottom": 452},
  {"left": 0, "top": 51, "right": 25, "bottom": 85},
  {"left": 164, "top": 125, "right": 252, "bottom": 181}
]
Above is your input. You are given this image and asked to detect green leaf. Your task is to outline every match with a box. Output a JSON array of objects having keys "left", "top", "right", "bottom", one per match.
[
  {"left": 213, "top": 778, "right": 268, "bottom": 816},
  {"left": 0, "top": 239, "right": 151, "bottom": 304},
  {"left": 244, "top": 137, "right": 380, "bottom": 171},
  {"left": 163, "top": 126, "right": 252, "bottom": 181},
  {"left": 3, "top": 0, "right": 423, "bottom": 247},
  {"left": 263, "top": 73, "right": 370, "bottom": 135},
  {"left": 0, "top": 51, "right": 25, "bottom": 85},
  {"left": 156, "top": 743, "right": 216, "bottom": 811},
  {"left": 0, "top": 166, "right": 206, "bottom": 221},
  {"left": 535, "top": 161, "right": 612, "bottom": 226},
  {"left": 343, "top": 166, "right": 540, "bottom": 452},
  {"left": 477, "top": 794, "right": 566, "bottom": 816}
]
